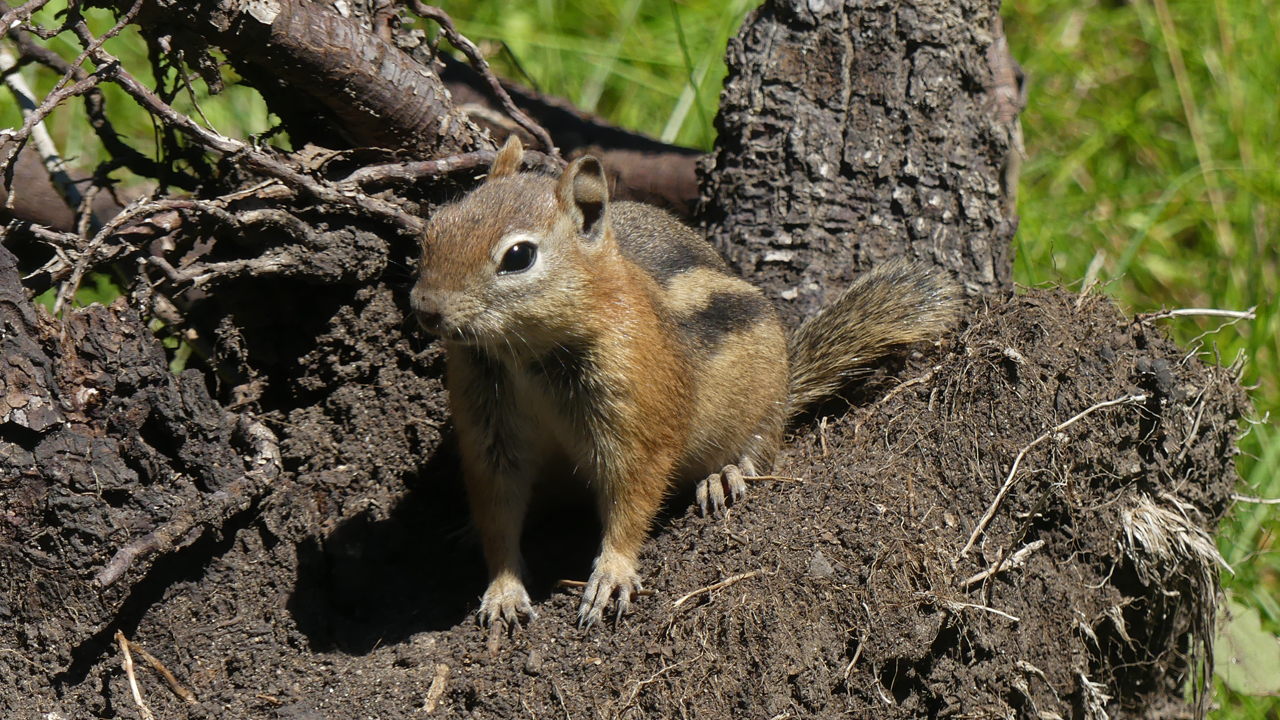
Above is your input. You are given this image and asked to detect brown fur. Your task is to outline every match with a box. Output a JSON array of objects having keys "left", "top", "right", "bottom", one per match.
[
  {"left": 410, "top": 138, "right": 959, "bottom": 630},
  {"left": 787, "top": 258, "right": 963, "bottom": 415}
]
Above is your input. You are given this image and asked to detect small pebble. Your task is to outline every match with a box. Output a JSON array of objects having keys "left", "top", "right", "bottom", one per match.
[
  {"left": 809, "top": 550, "right": 834, "bottom": 578},
  {"left": 523, "top": 648, "right": 542, "bottom": 676}
]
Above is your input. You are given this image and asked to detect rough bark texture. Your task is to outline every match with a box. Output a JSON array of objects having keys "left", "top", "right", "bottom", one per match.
[
  {"left": 122, "top": 0, "right": 488, "bottom": 158},
  {"left": 699, "top": 0, "right": 1020, "bottom": 329},
  {"left": 0, "top": 240, "right": 281, "bottom": 687}
]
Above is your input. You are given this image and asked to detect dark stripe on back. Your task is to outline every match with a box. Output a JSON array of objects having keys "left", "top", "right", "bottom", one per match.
[
  {"left": 610, "top": 202, "right": 726, "bottom": 284},
  {"left": 677, "top": 291, "right": 773, "bottom": 351}
]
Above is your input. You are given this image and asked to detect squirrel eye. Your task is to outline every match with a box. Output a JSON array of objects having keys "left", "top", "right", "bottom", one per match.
[{"left": 498, "top": 241, "right": 538, "bottom": 274}]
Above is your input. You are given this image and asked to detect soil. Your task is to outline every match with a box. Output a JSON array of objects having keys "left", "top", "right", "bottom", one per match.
[{"left": 0, "top": 281, "right": 1246, "bottom": 719}]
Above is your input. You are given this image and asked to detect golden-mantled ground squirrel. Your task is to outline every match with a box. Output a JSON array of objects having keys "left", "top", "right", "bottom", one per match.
[{"left": 411, "top": 137, "right": 961, "bottom": 629}]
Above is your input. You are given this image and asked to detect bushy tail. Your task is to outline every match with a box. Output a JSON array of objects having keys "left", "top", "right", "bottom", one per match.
[{"left": 786, "top": 258, "right": 963, "bottom": 420}]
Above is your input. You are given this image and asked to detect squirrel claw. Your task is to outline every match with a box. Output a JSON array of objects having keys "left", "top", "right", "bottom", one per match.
[
  {"left": 577, "top": 561, "right": 642, "bottom": 630},
  {"left": 478, "top": 577, "right": 536, "bottom": 628},
  {"left": 696, "top": 464, "right": 748, "bottom": 516}
]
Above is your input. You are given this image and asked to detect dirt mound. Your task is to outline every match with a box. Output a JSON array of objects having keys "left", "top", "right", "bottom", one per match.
[{"left": 1, "top": 286, "right": 1245, "bottom": 719}]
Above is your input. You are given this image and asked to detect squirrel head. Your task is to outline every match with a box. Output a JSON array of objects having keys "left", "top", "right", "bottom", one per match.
[{"left": 411, "top": 136, "right": 611, "bottom": 352}]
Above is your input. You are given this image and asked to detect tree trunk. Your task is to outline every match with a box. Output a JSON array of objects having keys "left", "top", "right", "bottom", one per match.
[{"left": 699, "top": 0, "right": 1020, "bottom": 329}]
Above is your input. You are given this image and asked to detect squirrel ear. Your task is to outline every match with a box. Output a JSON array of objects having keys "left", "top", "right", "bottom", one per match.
[
  {"left": 556, "top": 156, "right": 609, "bottom": 237},
  {"left": 488, "top": 135, "right": 525, "bottom": 180}
]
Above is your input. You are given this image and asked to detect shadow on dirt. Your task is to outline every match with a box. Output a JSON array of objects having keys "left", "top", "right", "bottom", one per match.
[{"left": 286, "top": 435, "right": 606, "bottom": 654}]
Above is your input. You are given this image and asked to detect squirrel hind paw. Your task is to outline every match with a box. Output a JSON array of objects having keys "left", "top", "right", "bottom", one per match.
[
  {"left": 577, "top": 565, "right": 643, "bottom": 630},
  {"left": 478, "top": 579, "right": 536, "bottom": 628},
  {"left": 696, "top": 464, "right": 748, "bottom": 516}
]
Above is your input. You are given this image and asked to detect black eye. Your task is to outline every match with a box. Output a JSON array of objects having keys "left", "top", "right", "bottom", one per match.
[{"left": 498, "top": 242, "right": 538, "bottom": 274}]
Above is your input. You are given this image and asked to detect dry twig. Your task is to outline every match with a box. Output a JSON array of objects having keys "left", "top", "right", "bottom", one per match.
[
  {"left": 842, "top": 633, "right": 865, "bottom": 678},
  {"left": 65, "top": 23, "right": 422, "bottom": 233},
  {"left": 53, "top": 197, "right": 210, "bottom": 313},
  {"left": 409, "top": 3, "right": 559, "bottom": 159},
  {"left": 959, "top": 394, "right": 1148, "bottom": 558},
  {"left": 947, "top": 600, "right": 1020, "bottom": 623},
  {"left": 1233, "top": 494, "right": 1280, "bottom": 505},
  {"left": 125, "top": 641, "right": 198, "bottom": 705},
  {"left": 1138, "top": 306, "right": 1256, "bottom": 323},
  {"left": 962, "top": 539, "right": 1045, "bottom": 588},
  {"left": 115, "top": 631, "right": 157, "bottom": 720},
  {"left": 340, "top": 148, "right": 562, "bottom": 187},
  {"left": 1, "top": 0, "right": 144, "bottom": 193},
  {"left": 672, "top": 570, "right": 760, "bottom": 608}
]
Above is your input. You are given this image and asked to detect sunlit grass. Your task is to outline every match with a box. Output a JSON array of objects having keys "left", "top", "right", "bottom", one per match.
[{"left": 428, "top": 0, "right": 754, "bottom": 149}]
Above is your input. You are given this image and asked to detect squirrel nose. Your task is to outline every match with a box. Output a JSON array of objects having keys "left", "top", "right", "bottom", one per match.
[
  {"left": 410, "top": 284, "right": 443, "bottom": 329},
  {"left": 417, "top": 311, "right": 445, "bottom": 333}
]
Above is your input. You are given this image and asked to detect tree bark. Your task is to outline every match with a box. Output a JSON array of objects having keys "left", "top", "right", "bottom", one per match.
[
  {"left": 699, "top": 0, "right": 1020, "bottom": 328},
  {"left": 129, "top": 0, "right": 488, "bottom": 157}
]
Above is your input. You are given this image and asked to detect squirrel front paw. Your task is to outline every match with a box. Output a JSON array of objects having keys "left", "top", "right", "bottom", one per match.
[
  {"left": 696, "top": 463, "right": 748, "bottom": 516},
  {"left": 478, "top": 574, "right": 536, "bottom": 627},
  {"left": 577, "top": 553, "right": 644, "bottom": 629}
]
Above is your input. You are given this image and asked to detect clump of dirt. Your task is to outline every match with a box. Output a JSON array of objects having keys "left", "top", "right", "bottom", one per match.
[{"left": 0, "top": 288, "right": 1246, "bottom": 719}]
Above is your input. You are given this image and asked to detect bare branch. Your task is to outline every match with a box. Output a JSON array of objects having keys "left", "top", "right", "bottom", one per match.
[
  {"left": 53, "top": 197, "right": 193, "bottom": 314},
  {"left": 150, "top": 250, "right": 302, "bottom": 288},
  {"left": 340, "top": 148, "right": 561, "bottom": 187},
  {"left": 9, "top": 28, "right": 185, "bottom": 187},
  {"left": 0, "top": 42, "right": 82, "bottom": 208},
  {"left": 410, "top": 3, "right": 560, "bottom": 159},
  {"left": 0, "top": 0, "right": 147, "bottom": 194},
  {"left": 61, "top": 0, "right": 145, "bottom": 97},
  {"left": 960, "top": 394, "right": 1149, "bottom": 558},
  {"left": 62, "top": 25, "right": 424, "bottom": 234},
  {"left": 0, "top": 0, "right": 52, "bottom": 36},
  {"left": 1, "top": 72, "right": 104, "bottom": 201},
  {"left": 24, "top": 223, "right": 84, "bottom": 251}
]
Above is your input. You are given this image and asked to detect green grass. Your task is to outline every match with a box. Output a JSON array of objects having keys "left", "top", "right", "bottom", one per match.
[
  {"left": 4, "top": 0, "right": 1277, "bottom": 714},
  {"left": 428, "top": 0, "right": 755, "bottom": 150}
]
